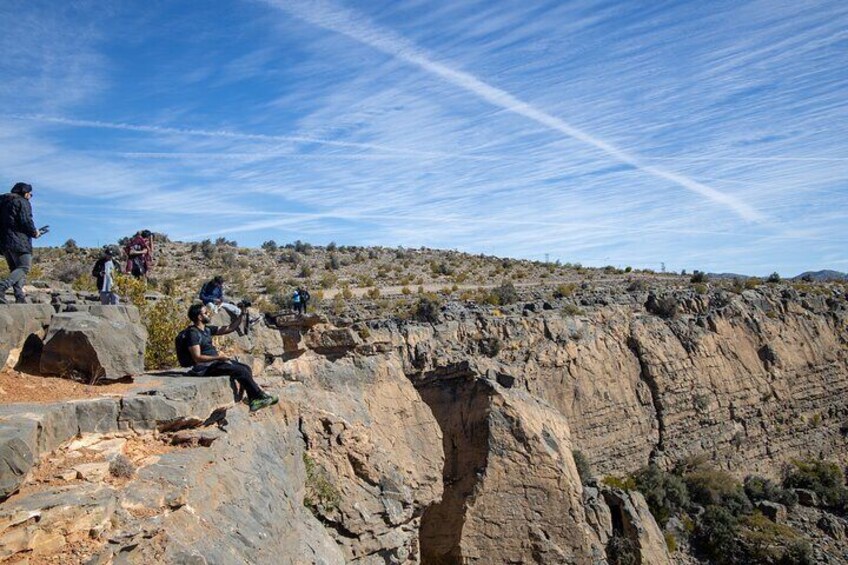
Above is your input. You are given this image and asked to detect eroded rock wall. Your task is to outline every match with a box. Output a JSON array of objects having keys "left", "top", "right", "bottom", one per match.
[{"left": 368, "top": 287, "right": 848, "bottom": 479}]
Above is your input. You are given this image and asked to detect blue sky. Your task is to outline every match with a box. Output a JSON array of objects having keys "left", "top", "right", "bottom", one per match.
[{"left": 1, "top": 0, "right": 846, "bottom": 275}]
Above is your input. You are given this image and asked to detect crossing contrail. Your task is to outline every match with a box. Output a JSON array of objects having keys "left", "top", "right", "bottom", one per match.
[{"left": 265, "top": 0, "right": 765, "bottom": 222}]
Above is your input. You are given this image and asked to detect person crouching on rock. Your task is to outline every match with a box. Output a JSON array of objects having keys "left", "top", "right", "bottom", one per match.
[
  {"left": 200, "top": 275, "right": 242, "bottom": 318},
  {"left": 179, "top": 303, "right": 278, "bottom": 412}
]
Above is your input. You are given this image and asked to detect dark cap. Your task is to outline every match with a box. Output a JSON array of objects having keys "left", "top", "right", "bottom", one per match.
[{"left": 11, "top": 182, "right": 32, "bottom": 195}]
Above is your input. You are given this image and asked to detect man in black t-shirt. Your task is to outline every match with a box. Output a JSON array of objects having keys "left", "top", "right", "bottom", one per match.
[{"left": 183, "top": 303, "right": 277, "bottom": 412}]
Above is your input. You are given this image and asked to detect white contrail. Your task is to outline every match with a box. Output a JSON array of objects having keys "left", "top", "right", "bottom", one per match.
[
  {"left": 266, "top": 0, "right": 764, "bottom": 222},
  {"left": 3, "top": 113, "right": 490, "bottom": 160},
  {"left": 647, "top": 156, "right": 848, "bottom": 162}
]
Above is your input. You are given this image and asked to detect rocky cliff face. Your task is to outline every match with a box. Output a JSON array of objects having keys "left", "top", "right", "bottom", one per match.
[
  {"left": 1, "top": 283, "right": 846, "bottom": 563},
  {"left": 371, "top": 286, "right": 848, "bottom": 480}
]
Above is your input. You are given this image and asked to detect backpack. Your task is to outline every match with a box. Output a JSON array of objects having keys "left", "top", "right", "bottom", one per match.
[
  {"left": 175, "top": 327, "right": 200, "bottom": 368},
  {"left": 91, "top": 257, "right": 106, "bottom": 278}
]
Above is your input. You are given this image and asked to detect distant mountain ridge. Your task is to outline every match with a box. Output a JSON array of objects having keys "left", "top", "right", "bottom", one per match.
[
  {"left": 707, "top": 270, "right": 847, "bottom": 281},
  {"left": 794, "top": 270, "right": 848, "bottom": 282}
]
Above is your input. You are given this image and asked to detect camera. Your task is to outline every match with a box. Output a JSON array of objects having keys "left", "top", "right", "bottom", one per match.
[{"left": 237, "top": 299, "right": 252, "bottom": 308}]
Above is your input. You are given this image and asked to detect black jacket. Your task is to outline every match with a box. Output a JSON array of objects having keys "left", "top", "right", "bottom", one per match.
[{"left": 0, "top": 193, "right": 37, "bottom": 254}]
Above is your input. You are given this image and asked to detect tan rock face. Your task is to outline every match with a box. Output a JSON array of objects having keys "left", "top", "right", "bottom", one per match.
[
  {"left": 420, "top": 380, "right": 605, "bottom": 563},
  {"left": 384, "top": 288, "right": 848, "bottom": 480}
]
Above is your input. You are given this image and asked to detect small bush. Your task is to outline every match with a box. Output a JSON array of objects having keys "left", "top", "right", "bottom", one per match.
[
  {"left": 633, "top": 464, "right": 689, "bottom": 527},
  {"left": 143, "top": 297, "right": 184, "bottom": 370},
  {"left": 490, "top": 281, "right": 519, "bottom": 306},
  {"left": 737, "top": 512, "right": 803, "bottom": 564},
  {"left": 690, "top": 270, "right": 708, "bottom": 283},
  {"left": 553, "top": 283, "right": 576, "bottom": 298},
  {"left": 303, "top": 453, "right": 341, "bottom": 512},
  {"left": 645, "top": 294, "right": 679, "bottom": 319},
  {"left": 744, "top": 475, "right": 798, "bottom": 508},
  {"left": 685, "top": 467, "right": 752, "bottom": 516},
  {"left": 606, "top": 535, "right": 638, "bottom": 565},
  {"left": 573, "top": 450, "right": 593, "bottom": 485},
  {"left": 783, "top": 458, "right": 848, "bottom": 510},
  {"left": 693, "top": 505, "right": 739, "bottom": 564},
  {"left": 744, "top": 277, "right": 762, "bottom": 290},
  {"left": 109, "top": 454, "right": 136, "bottom": 478},
  {"left": 414, "top": 295, "right": 442, "bottom": 323},
  {"left": 767, "top": 272, "right": 781, "bottom": 284},
  {"left": 562, "top": 304, "right": 584, "bottom": 316},
  {"left": 54, "top": 261, "right": 88, "bottom": 283},
  {"left": 602, "top": 475, "right": 637, "bottom": 491}
]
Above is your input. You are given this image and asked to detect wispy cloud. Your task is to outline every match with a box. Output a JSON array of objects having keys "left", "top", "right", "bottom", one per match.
[
  {"left": 6, "top": 113, "right": 486, "bottom": 160},
  {"left": 1, "top": 1, "right": 845, "bottom": 274},
  {"left": 264, "top": 0, "right": 764, "bottom": 222}
]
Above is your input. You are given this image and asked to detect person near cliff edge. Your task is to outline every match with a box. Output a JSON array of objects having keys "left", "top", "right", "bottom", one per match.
[
  {"left": 0, "top": 182, "right": 45, "bottom": 304},
  {"left": 176, "top": 303, "right": 278, "bottom": 412}
]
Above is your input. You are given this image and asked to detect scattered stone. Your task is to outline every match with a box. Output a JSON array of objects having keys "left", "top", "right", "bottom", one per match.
[
  {"left": 796, "top": 488, "right": 819, "bottom": 507},
  {"left": 74, "top": 462, "right": 111, "bottom": 482},
  {"left": 756, "top": 500, "right": 787, "bottom": 523}
]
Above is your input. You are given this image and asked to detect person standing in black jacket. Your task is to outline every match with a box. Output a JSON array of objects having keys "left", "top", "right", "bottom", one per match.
[{"left": 0, "top": 183, "right": 43, "bottom": 304}]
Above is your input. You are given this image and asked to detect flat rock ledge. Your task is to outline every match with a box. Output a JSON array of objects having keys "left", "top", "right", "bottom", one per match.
[{"left": 0, "top": 376, "right": 234, "bottom": 500}]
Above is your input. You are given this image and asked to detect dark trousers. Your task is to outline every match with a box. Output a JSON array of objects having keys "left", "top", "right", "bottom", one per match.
[
  {"left": 1, "top": 251, "right": 32, "bottom": 302},
  {"left": 203, "top": 361, "right": 264, "bottom": 401}
]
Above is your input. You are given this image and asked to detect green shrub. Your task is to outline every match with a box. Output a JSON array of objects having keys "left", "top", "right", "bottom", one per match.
[
  {"left": 767, "top": 272, "right": 781, "bottom": 284},
  {"left": 633, "top": 464, "right": 689, "bottom": 527},
  {"left": 562, "top": 304, "right": 585, "bottom": 316},
  {"left": 303, "top": 452, "right": 341, "bottom": 513},
  {"left": 602, "top": 475, "right": 637, "bottom": 491},
  {"left": 684, "top": 467, "right": 752, "bottom": 516},
  {"left": 690, "top": 270, "right": 708, "bottom": 283},
  {"left": 143, "top": 297, "right": 184, "bottom": 370},
  {"left": 553, "top": 283, "right": 576, "bottom": 298},
  {"left": 694, "top": 505, "right": 739, "bottom": 564},
  {"left": 490, "top": 281, "right": 519, "bottom": 305},
  {"left": 783, "top": 458, "right": 848, "bottom": 511},
  {"left": 572, "top": 450, "right": 593, "bottom": 485},
  {"left": 413, "top": 295, "right": 442, "bottom": 323},
  {"left": 606, "top": 535, "right": 638, "bottom": 565},
  {"left": 744, "top": 475, "right": 798, "bottom": 508}
]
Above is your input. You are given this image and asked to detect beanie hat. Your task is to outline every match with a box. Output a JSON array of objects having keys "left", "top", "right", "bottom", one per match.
[{"left": 11, "top": 182, "right": 32, "bottom": 195}]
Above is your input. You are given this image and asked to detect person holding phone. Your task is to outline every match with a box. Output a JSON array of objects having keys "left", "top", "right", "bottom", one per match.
[{"left": 0, "top": 182, "right": 44, "bottom": 304}]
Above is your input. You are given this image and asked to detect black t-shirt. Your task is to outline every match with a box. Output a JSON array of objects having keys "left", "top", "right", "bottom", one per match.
[{"left": 187, "top": 325, "right": 219, "bottom": 357}]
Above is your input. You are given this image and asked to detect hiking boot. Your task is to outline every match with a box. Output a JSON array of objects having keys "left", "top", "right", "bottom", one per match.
[
  {"left": 249, "top": 396, "right": 276, "bottom": 412},
  {"left": 248, "top": 315, "right": 263, "bottom": 326}
]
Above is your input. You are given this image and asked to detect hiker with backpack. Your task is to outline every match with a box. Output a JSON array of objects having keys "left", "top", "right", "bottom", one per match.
[
  {"left": 175, "top": 303, "right": 277, "bottom": 412},
  {"left": 124, "top": 230, "right": 153, "bottom": 278},
  {"left": 291, "top": 288, "right": 301, "bottom": 314},
  {"left": 93, "top": 246, "right": 120, "bottom": 305},
  {"left": 297, "top": 287, "right": 310, "bottom": 314},
  {"left": 0, "top": 182, "right": 45, "bottom": 304}
]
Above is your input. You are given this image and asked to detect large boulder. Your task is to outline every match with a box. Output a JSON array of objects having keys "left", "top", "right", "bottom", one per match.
[
  {"left": 0, "top": 305, "right": 54, "bottom": 370},
  {"left": 39, "top": 306, "right": 147, "bottom": 382}
]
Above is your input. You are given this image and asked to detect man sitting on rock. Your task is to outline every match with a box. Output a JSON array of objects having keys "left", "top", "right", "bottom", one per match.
[{"left": 179, "top": 303, "right": 277, "bottom": 412}]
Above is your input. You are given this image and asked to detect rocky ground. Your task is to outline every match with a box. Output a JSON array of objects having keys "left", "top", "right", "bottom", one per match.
[{"left": 0, "top": 242, "right": 847, "bottom": 563}]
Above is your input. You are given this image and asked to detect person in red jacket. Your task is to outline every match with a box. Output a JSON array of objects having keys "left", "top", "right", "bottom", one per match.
[{"left": 124, "top": 230, "right": 153, "bottom": 278}]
